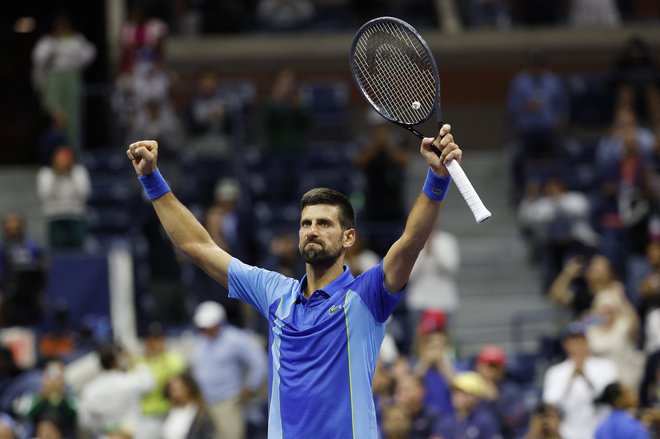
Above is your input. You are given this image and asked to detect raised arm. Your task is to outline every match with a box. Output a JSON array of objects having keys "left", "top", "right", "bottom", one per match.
[
  {"left": 382, "top": 124, "right": 461, "bottom": 293},
  {"left": 126, "top": 140, "right": 232, "bottom": 287}
]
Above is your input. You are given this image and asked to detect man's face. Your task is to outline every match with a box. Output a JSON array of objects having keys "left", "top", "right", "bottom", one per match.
[
  {"left": 2, "top": 214, "right": 23, "bottom": 242},
  {"left": 395, "top": 374, "right": 424, "bottom": 410},
  {"left": 299, "top": 204, "right": 351, "bottom": 268},
  {"left": 476, "top": 361, "right": 505, "bottom": 383},
  {"left": 562, "top": 335, "right": 589, "bottom": 360},
  {"left": 452, "top": 388, "right": 478, "bottom": 414}
]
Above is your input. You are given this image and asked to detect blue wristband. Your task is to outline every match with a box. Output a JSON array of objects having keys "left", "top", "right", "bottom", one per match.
[
  {"left": 423, "top": 168, "right": 451, "bottom": 201},
  {"left": 138, "top": 168, "right": 171, "bottom": 200}
]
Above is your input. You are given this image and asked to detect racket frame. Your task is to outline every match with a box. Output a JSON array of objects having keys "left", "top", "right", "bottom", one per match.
[{"left": 349, "top": 16, "right": 492, "bottom": 223}]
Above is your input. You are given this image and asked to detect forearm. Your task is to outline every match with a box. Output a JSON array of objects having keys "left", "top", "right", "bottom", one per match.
[
  {"left": 547, "top": 272, "right": 574, "bottom": 304},
  {"left": 152, "top": 192, "right": 230, "bottom": 285},
  {"left": 384, "top": 192, "right": 442, "bottom": 292}
]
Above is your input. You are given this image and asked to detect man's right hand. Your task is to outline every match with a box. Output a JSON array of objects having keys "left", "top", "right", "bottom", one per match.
[{"left": 126, "top": 140, "right": 158, "bottom": 176}]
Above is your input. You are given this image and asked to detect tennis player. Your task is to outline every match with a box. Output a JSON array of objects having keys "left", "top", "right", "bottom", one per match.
[{"left": 126, "top": 124, "right": 461, "bottom": 438}]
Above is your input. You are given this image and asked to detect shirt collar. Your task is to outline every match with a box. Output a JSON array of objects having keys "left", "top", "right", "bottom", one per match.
[{"left": 297, "top": 265, "right": 354, "bottom": 303}]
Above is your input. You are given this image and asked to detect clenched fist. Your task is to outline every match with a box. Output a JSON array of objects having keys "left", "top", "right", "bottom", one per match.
[{"left": 127, "top": 140, "right": 159, "bottom": 176}]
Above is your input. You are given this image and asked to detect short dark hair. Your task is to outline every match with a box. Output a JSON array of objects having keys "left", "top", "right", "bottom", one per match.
[
  {"left": 98, "top": 343, "right": 121, "bottom": 370},
  {"left": 301, "top": 188, "right": 355, "bottom": 230},
  {"left": 594, "top": 382, "right": 621, "bottom": 406}
]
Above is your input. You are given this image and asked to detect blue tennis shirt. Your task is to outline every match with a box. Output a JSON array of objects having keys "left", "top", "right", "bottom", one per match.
[{"left": 228, "top": 258, "right": 401, "bottom": 438}]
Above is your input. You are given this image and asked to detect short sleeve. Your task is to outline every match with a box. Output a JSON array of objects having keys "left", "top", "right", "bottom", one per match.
[
  {"left": 228, "top": 258, "right": 296, "bottom": 317},
  {"left": 355, "top": 261, "right": 402, "bottom": 323}
]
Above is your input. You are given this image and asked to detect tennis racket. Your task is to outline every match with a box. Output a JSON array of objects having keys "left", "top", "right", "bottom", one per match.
[{"left": 349, "top": 16, "right": 492, "bottom": 223}]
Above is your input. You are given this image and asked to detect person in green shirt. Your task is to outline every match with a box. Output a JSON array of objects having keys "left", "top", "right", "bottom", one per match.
[{"left": 139, "top": 322, "right": 187, "bottom": 438}]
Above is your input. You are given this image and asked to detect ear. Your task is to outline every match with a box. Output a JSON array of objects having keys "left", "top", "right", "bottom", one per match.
[{"left": 343, "top": 228, "right": 356, "bottom": 249}]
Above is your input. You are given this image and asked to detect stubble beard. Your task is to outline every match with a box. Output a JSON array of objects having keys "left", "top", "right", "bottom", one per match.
[{"left": 301, "top": 241, "right": 342, "bottom": 268}]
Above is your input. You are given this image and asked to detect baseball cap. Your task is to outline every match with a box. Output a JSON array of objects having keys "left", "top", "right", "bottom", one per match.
[
  {"left": 561, "top": 321, "right": 587, "bottom": 340},
  {"left": 476, "top": 345, "right": 507, "bottom": 368},
  {"left": 193, "top": 301, "right": 226, "bottom": 328},
  {"left": 419, "top": 310, "right": 447, "bottom": 335},
  {"left": 452, "top": 371, "right": 492, "bottom": 399}
]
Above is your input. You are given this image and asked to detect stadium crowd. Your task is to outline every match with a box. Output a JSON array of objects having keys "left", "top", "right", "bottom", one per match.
[{"left": 1, "top": 0, "right": 660, "bottom": 438}]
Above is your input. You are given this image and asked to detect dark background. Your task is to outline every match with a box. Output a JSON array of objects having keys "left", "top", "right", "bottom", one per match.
[{"left": 0, "top": 0, "right": 109, "bottom": 164}]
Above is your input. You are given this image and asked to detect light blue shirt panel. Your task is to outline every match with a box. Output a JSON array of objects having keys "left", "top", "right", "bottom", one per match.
[{"left": 227, "top": 258, "right": 298, "bottom": 317}]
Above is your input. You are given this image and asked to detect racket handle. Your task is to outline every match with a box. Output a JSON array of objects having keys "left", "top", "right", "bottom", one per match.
[{"left": 445, "top": 160, "right": 492, "bottom": 223}]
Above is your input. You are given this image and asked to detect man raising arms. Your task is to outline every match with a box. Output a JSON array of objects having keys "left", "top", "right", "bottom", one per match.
[{"left": 126, "top": 124, "right": 461, "bottom": 438}]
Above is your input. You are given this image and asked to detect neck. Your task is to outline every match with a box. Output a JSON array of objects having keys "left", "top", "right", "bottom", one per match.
[{"left": 304, "top": 260, "right": 345, "bottom": 298}]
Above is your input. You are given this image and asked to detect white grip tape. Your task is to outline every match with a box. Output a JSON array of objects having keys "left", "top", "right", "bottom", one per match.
[{"left": 445, "top": 160, "right": 492, "bottom": 223}]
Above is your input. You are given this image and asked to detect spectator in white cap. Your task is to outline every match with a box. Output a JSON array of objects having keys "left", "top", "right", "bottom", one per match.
[{"left": 190, "top": 301, "right": 267, "bottom": 439}]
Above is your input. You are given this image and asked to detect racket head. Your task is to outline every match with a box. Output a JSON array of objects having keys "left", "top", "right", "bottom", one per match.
[{"left": 349, "top": 16, "right": 442, "bottom": 128}]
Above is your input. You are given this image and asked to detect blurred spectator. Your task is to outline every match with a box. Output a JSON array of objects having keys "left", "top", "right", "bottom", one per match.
[
  {"left": 431, "top": 371, "right": 501, "bottom": 439},
  {"left": 354, "top": 110, "right": 412, "bottom": 257},
  {"left": 567, "top": 0, "right": 621, "bottom": 27},
  {"left": 522, "top": 403, "right": 562, "bottom": 439},
  {"left": 199, "top": 178, "right": 252, "bottom": 327},
  {"left": 138, "top": 322, "right": 187, "bottom": 439},
  {"left": 344, "top": 236, "right": 380, "bottom": 277},
  {"left": 381, "top": 404, "right": 412, "bottom": 439},
  {"left": 31, "top": 14, "right": 96, "bottom": 155},
  {"left": 0, "top": 413, "right": 16, "bottom": 439},
  {"left": 586, "top": 292, "right": 644, "bottom": 391},
  {"left": 261, "top": 69, "right": 311, "bottom": 202},
  {"left": 475, "top": 345, "right": 530, "bottom": 439},
  {"left": 518, "top": 175, "right": 596, "bottom": 293},
  {"left": 36, "top": 145, "right": 91, "bottom": 250},
  {"left": 111, "top": 71, "right": 141, "bottom": 145},
  {"left": 593, "top": 108, "right": 655, "bottom": 301},
  {"left": 184, "top": 70, "right": 231, "bottom": 157},
  {"left": 639, "top": 349, "right": 660, "bottom": 409},
  {"left": 407, "top": 229, "right": 460, "bottom": 326},
  {"left": 394, "top": 373, "right": 439, "bottom": 439},
  {"left": 256, "top": 0, "right": 315, "bottom": 31},
  {"left": 120, "top": 4, "right": 168, "bottom": 73},
  {"left": 78, "top": 343, "right": 155, "bottom": 437},
  {"left": 204, "top": 178, "right": 248, "bottom": 261},
  {"left": 595, "top": 105, "right": 655, "bottom": 174},
  {"left": 37, "top": 111, "right": 68, "bottom": 167},
  {"left": 20, "top": 361, "right": 76, "bottom": 438},
  {"left": 639, "top": 241, "right": 660, "bottom": 353},
  {"left": 413, "top": 310, "right": 456, "bottom": 417},
  {"left": 37, "top": 302, "right": 76, "bottom": 364},
  {"left": 191, "top": 301, "right": 267, "bottom": 439},
  {"left": 263, "top": 68, "right": 310, "bottom": 154},
  {"left": 507, "top": 49, "right": 570, "bottom": 202},
  {"left": 594, "top": 381, "right": 650, "bottom": 439},
  {"left": 0, "top": 212, "right": 44, "bottom": 327},
  {"left": 33, "top": 418, "right": 63, "bottom": 439},
  {"left": 542, "top": 321, "right": 618, "bottom": 439},
  {"left": 127, "top": 98, "right": 184, "bottom": 161},
  {"left": 373, "top": 358, "right": 396, "bottom": 427},
  {"left": 132, "top": 60, "right": 176, "bottom": 110},
  {"left": 611, "top": 37, "right": 660, "bottom": 125},
  {"left": 161, "top": 371, "right": 216, "bottom": 439},
  {"left": 547, "top": 254, "right": 624, "bottom": 318},
  {"left": 0, "top": 346, "right": 21, "bottom": 395}
]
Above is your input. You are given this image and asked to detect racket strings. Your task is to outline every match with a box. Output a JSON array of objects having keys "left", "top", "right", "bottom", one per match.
[{"left": 352, "top": 21, "right": 437, "bottom": 125}]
